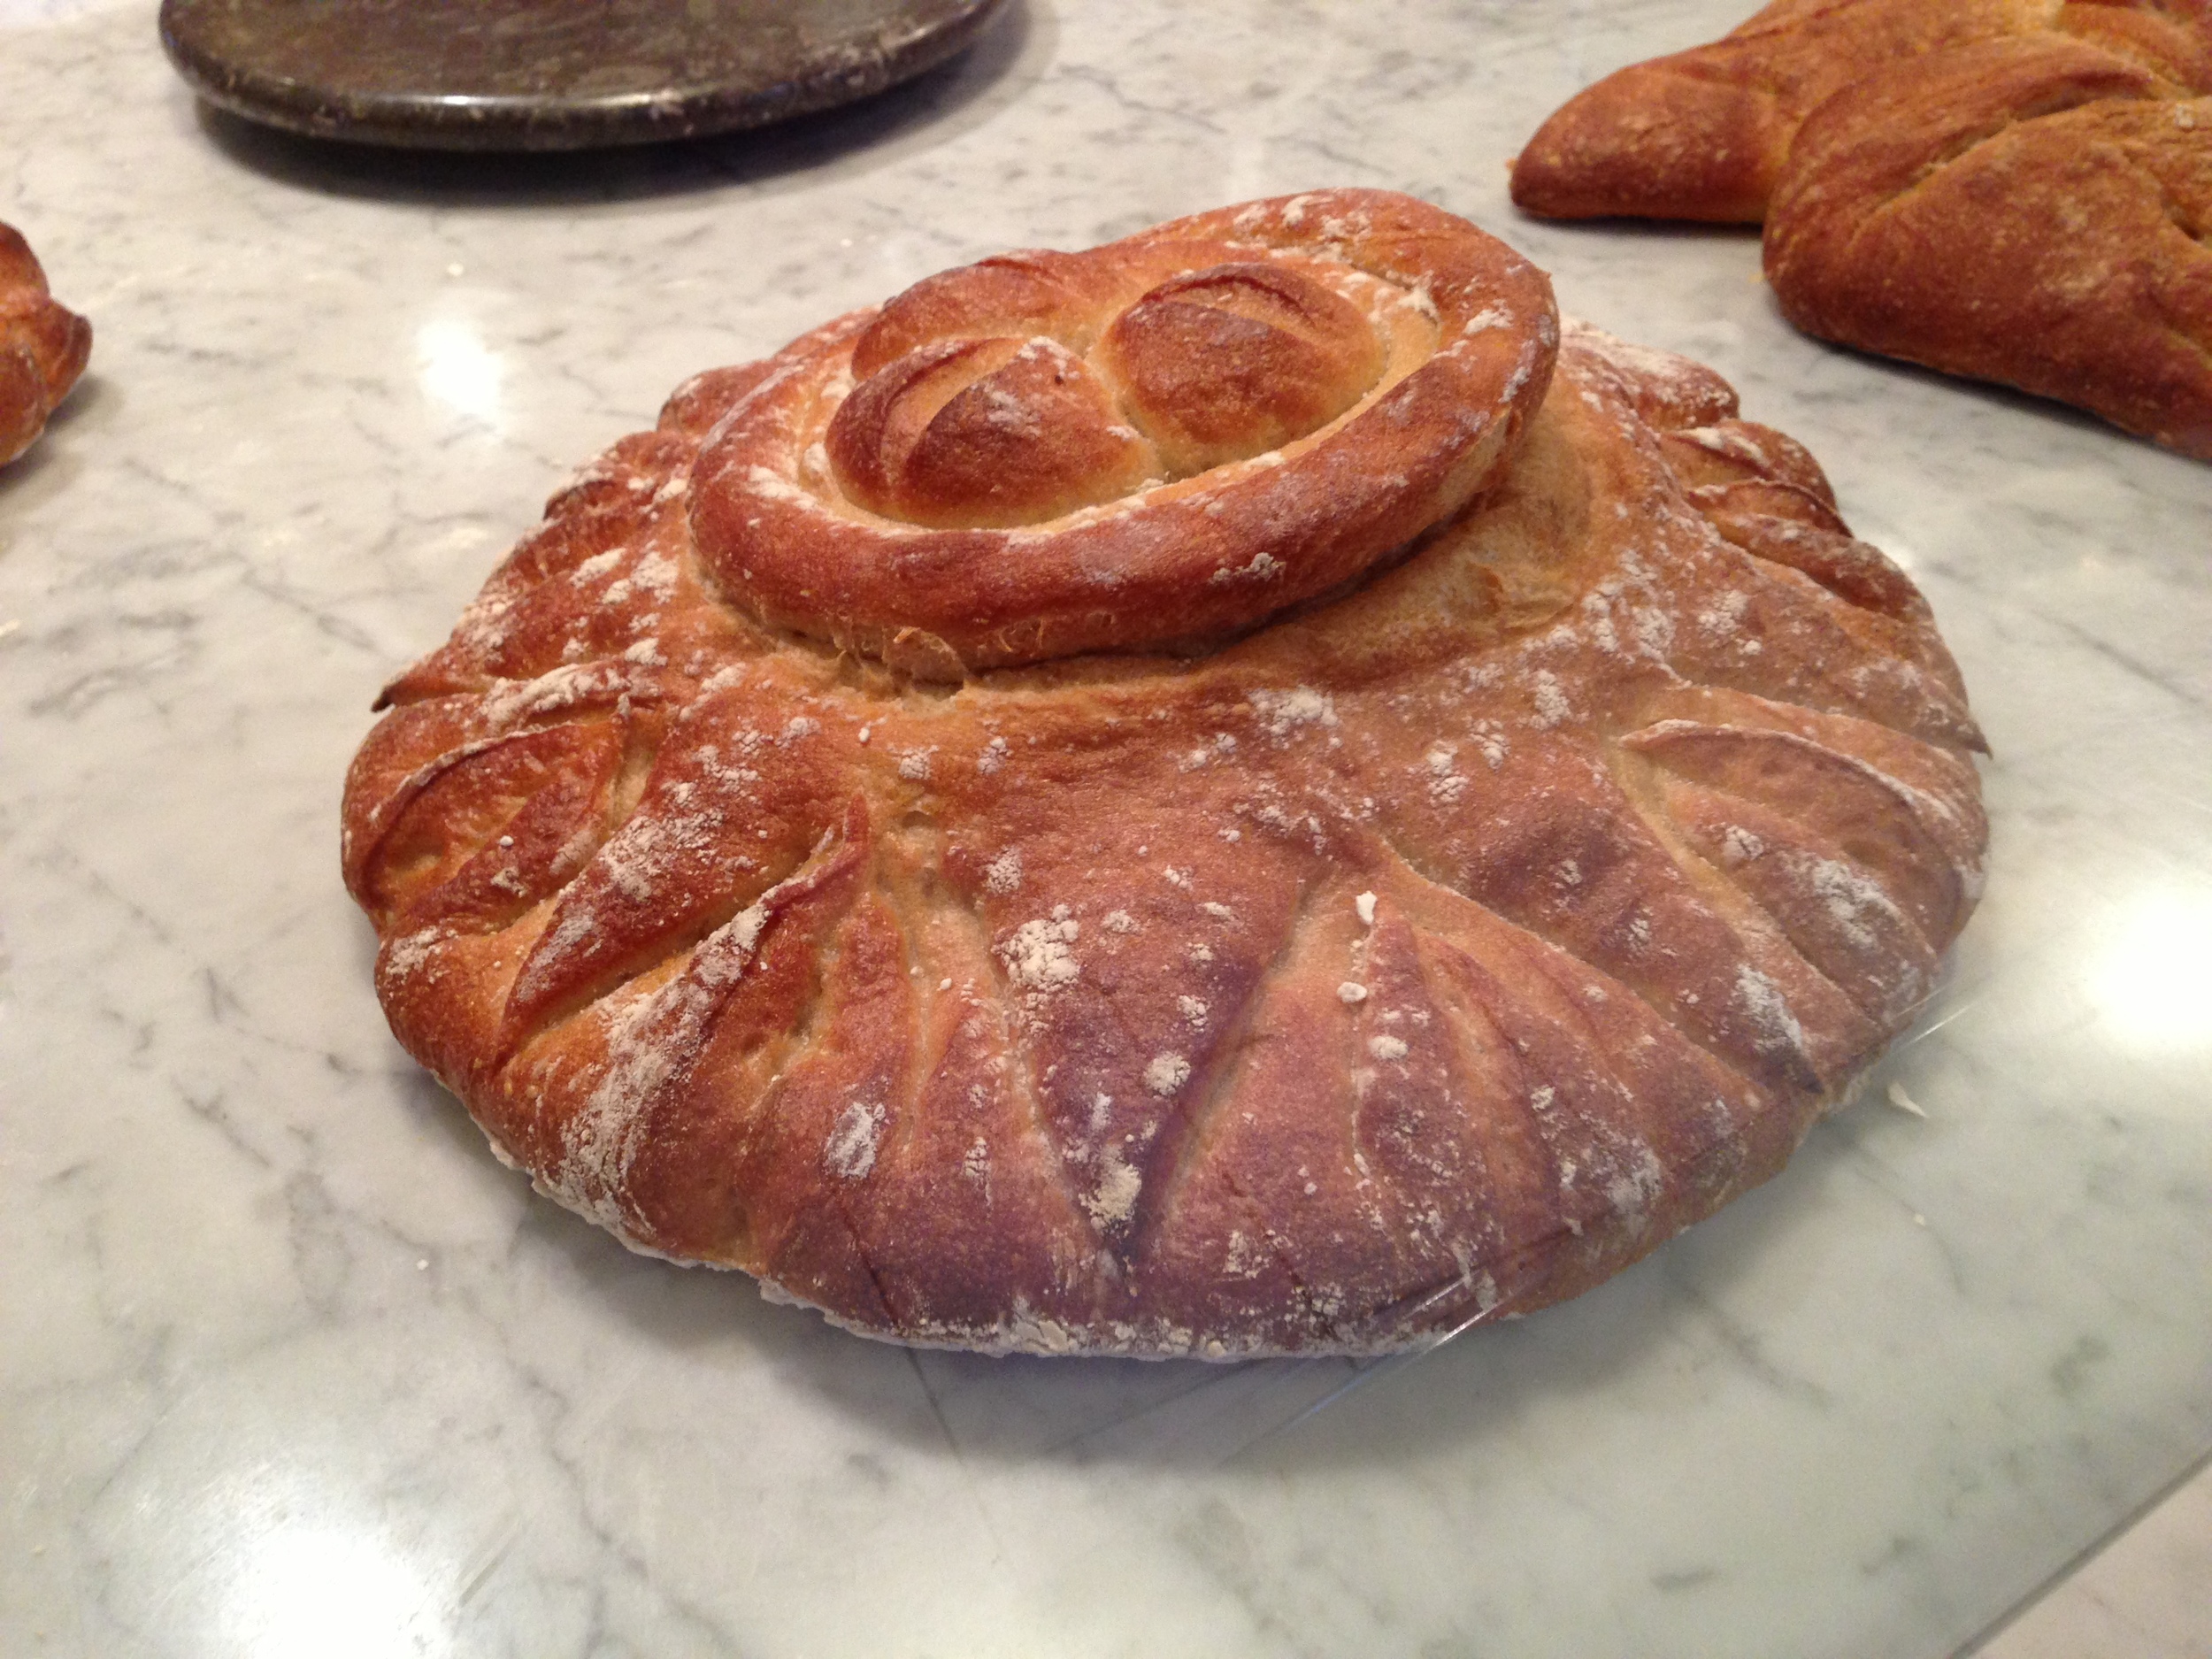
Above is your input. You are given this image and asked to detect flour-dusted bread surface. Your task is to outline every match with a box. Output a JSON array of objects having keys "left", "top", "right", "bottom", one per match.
[
  {"left": 1510, "top": 1, "right": 2212, "bottom": 460},
  {"left": 0, "top": 222, "right": 91, "bottom": 466},
  {"left": 342, "top": 192, "right": 1987, "bottom": 1358},
  {"left": 1766, "top": 41, "right": 2212, "bottom": 458}
]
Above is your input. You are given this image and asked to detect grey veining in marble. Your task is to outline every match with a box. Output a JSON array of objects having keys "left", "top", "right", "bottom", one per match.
[{"left": 3, "top": 1, "right": 2209, "bottom": 1655}]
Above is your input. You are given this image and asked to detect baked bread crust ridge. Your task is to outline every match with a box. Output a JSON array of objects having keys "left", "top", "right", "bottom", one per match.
[
  {"left": 0, "top": 222, "right": 91, "bottom": 466},
  {"left": 1509, "top": 1, "right": 2212, "bottom": 458},
  {"left": 1767, "top": 43, "right": 2212, "bottom": 456},
  {"left": 344, "top": 197, "right": 1986, "bottom": 1357},
  {"left": 687, "top": 191, "right": 1558, "bottom": 675}
]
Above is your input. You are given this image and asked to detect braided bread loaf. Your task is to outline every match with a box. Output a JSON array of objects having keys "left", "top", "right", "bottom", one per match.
[
  {"left": 1511, "top": 1, "right": 2212, "bottom": 459},
  {"left": 343, "top": 192, "right": 1986, "bottom": 1357},
  {"left": 0, "top": 222, "right": 90, "bottom": 466}
]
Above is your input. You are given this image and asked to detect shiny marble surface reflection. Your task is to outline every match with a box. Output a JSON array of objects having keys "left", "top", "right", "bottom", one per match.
[{"left": 3, "top": 2, "right": 2209, "bottom": 1655}]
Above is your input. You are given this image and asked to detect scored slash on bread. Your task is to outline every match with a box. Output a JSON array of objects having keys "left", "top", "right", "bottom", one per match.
[
  {"left": 1511, "top": 0, "right": 2212, "bottom": 460},
  {"left": 342, "top": 192, "right": 1986, "bottom": 1358},
  {"left": 0, "top": 222, "right": 91, "bottom": 467}
]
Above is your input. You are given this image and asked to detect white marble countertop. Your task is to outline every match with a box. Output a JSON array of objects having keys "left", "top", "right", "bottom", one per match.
[{"left": 4, "top": 2, "right": 2208, "bottom": 1654}]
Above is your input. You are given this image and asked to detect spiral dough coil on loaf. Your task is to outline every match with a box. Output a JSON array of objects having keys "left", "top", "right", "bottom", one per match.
[
  {"left": 342, "top": 191, "right": 1988, "bottom": 1358},
  {"left": 687, "top": 192, "right": 1558, "bottom": 675}
]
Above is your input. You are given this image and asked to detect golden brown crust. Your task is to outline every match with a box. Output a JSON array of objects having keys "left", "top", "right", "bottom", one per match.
[
  {"left": 0, "top": 222, "right": 91, "bottom": 467},
  {"left": 1510, "top": 1, "right": 2212, "bottom": 457},
  {"left": 1510, "top": 0, "right": 2058, "bottom": 222},
  {"left": 342, "top": 199, "right": 1986, "bottom": 1357},
  {"left": 687, "top": 191, "right": 1558, "bottom": 676},
  {"left": 1768, "top": 46, "right": 2212, "bottom": 457}
]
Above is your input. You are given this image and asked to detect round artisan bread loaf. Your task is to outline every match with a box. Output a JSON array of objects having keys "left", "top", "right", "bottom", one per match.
[
  {"left": 0, "top": 221, "right": 91, "bottom": 466},
  {"left": 343, "top": 191, "right": 1986, "bottom": 1358}
]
